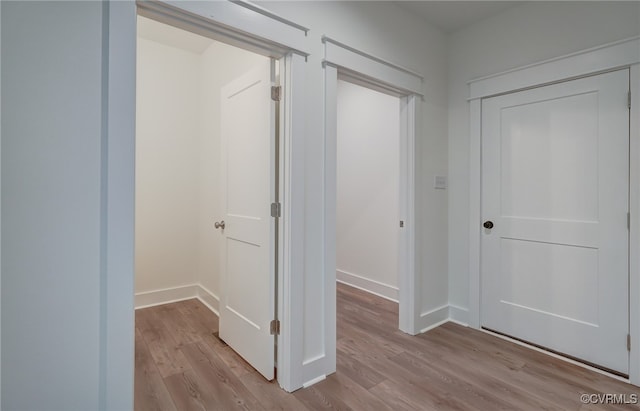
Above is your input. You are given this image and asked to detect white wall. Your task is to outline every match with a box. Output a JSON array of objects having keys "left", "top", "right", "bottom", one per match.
[
  {"left": 447, "top": 2, "right": 640, "bottom": 321},
  {"left": 262, "top": 1, "right": 449, "bottom": 382},
  {"left": 136, "top": 37, "right": 202, "bottom": 294},
  {"left": 336, "top": 80, "right": 400, "bottom": 301},
  {"left": 136, "top": 21, "right": 268, "bottom": 307},
  {"left": 1, "top": 2, "right": 106, "bottom": 409}
]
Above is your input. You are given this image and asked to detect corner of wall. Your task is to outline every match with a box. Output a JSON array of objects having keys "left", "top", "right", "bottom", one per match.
[
  {"left": 133, "top": 283, "right": 220, "bottom": 314},
  {"left": 415, "top": 303, "right": 469, "bottom": 335},
  {"left": 417, "top": 304, "right": 449, "bottom": 333},
  {"left": 196, "top": 284, "right": 220, "bottom": 315},
  {"left": 448, "top": 304, "right": 469, "bottom": 326},
  {"left": 104, "top": 2, "right": 137, "bottom": 410}
]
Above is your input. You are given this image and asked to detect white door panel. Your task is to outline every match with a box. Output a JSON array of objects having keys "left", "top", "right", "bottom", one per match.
[
  {"left": 481, "top": 69, "right": 630, "bottom": 374},
  {"left": 219, "top": 60, "right": 276, "bottom": 380}
]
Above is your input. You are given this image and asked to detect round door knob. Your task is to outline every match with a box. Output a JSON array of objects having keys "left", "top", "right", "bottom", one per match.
[
  {"left": 483, "top": 221, "right": 494, "bottom": 229},
  {"left": 214, "top": 220, "right": 225, "bottom": 230}
]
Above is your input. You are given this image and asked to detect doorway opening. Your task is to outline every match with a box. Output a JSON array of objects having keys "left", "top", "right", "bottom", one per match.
[
  {"left": 335, "top": 78, "right": 401, "bottom": 315},
  {"left": 134, "top": 15, "right": 283, "bottom": 407},
  {"left": 334, "top": 77, "right": 404, "bottom": 373},
  {"left": 323, "top": 40, "right": 422, "bottom": 380},
  {"left": 323, "top": 51, "right": 421, "bottom": 366}
]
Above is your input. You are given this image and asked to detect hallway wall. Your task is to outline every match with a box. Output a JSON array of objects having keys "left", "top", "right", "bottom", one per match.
[{"left": 1, "top": 2, "right": 107, "bottom": 409}]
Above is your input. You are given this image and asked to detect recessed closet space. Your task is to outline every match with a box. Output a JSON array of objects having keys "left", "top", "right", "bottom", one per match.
[
  {"left": 134, "top": 15, "right": 268, "bottom": 310},
  {"left": 336, "top": 79, "right": 401, "bottom": 328}
]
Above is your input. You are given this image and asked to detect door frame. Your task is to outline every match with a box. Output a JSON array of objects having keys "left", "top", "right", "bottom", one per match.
[
  {"left": 103, "top": 1, "right": 310, "bottom": 405},
  {"left": 322, "top": 36, "right": 424, "bottom": 365},
  {"left": 467, "top": 36, "right": 640, "bottom": 385}
]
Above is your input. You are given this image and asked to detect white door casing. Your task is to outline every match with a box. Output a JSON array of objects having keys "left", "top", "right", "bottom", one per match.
[
  {"left": 481, "top": 69, "right": 630, "bottom": 374},
  {"left": 219, "top": 60, "right": 277, "bottom": 380},
  {"left": 104, "top": 0, "right": 312, "bottom": 397},
  {"left": 323, "top": 37, "right": 422, "bottom": 342}
]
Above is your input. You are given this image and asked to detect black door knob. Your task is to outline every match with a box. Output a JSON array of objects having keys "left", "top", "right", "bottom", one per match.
[{"left": 483, "top": 221, "right": 494, "bottom": 229}]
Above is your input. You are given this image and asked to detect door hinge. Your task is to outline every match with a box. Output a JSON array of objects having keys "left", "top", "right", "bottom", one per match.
[
  {"left": 628, "top": 212, "right": 631, "bottom": 230},
  {"left": 271, "top": 85, "right": 282, "bottom": 102},
  {"left": 270, "top": 202, "right": 281, "bottom": 218},
  {"left": 628, "top": 334, "right": 631, "bottom": 351},
  {"left": 270, "top": 319, "right": 280, "bottom": 335},
  {"left": 629, "top": 91, "right": 632, "bottom": 109}
]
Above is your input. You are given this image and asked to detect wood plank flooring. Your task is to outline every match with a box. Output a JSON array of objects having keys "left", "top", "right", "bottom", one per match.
[{"left": 135, "top": 283, "right": 640, "bottom": 410}]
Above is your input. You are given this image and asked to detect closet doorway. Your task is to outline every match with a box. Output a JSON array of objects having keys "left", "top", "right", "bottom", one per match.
[
  {"left": 336, "top": 79, "right": 401, "bottom": 305},
  {"left": 134, "top": 15, "right": 281, "bottom": 391},
  {"left": 334, "top": 78, "right": 403, "bottom": 365}
]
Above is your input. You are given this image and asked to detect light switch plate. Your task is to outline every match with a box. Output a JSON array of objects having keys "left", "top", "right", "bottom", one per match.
[{"left": 434, "top": 175, "right": 447, "bottom": 189}]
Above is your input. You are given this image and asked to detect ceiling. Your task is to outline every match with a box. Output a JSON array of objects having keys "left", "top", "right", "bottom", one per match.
[{"left": 395, "top": 1, "right": 523, "bottom": 33}]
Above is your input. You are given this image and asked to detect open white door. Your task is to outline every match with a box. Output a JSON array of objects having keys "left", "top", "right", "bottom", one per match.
[
  {"left": 218, "top": 60, "right": 277, "bottom": 380},
  {"left": 481, "top": 69, "right": 630, "bottom": 374}
]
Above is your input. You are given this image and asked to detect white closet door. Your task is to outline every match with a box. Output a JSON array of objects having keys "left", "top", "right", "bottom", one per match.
[
  {"left": 219, "top": 60, "right": 276, "bottom": 380},
  {"left": 481, "top": 69, "right": 630, "bottom": 374}
]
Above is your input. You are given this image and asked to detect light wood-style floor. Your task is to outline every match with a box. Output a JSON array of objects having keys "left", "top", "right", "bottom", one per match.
[{"left": 136, "top": 283, "right": 640, "bottom": 410}]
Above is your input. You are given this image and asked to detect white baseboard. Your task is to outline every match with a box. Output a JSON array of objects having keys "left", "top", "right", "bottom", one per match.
[
  {"left": 196, "top": 284, "right": 220, "bottom": 315},
  {"left": 418, "top": 304, "right": 450, "bottom": 333},
  {"left": 135, "top": 283, "right": 220, "bottom": 315},
  {"left": 302, "top": 353, "right": 332, "bottom": 390},
  {"left": 449, "top": 304, "right": 469, "bottom": 326},
  {"left": 135, "top": 284, "right": 200, "bottom": 309},
  {"left": 336, "top": 269, "right": 398, "bottom": 302}
]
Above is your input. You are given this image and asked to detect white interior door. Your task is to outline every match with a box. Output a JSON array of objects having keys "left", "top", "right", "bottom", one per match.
[
  {"left": 481, "top": 69, "right": 630, "bottom": 374},
  {"left": 219, "top": 60, "right": 276, "bottom": 380}
]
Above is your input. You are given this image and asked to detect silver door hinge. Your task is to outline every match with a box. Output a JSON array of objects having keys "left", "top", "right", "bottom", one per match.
[
  {"left": 271, "top": 85, "right": 282, "bottom": 102},
  {"left": 628, "top": 334, "right": 631, "bottom": 351},
  {"left": 271, "top": 202, "right": 281, "bottom": 218},
  {"left": 628, "top": 212, "right": 631, "bottom": 230},
  {"left": 270, "top": 319, "right": 280, "bottom": 335},
  {"left": 629, "top": 91, "right": 632, "bottom": 109}
]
